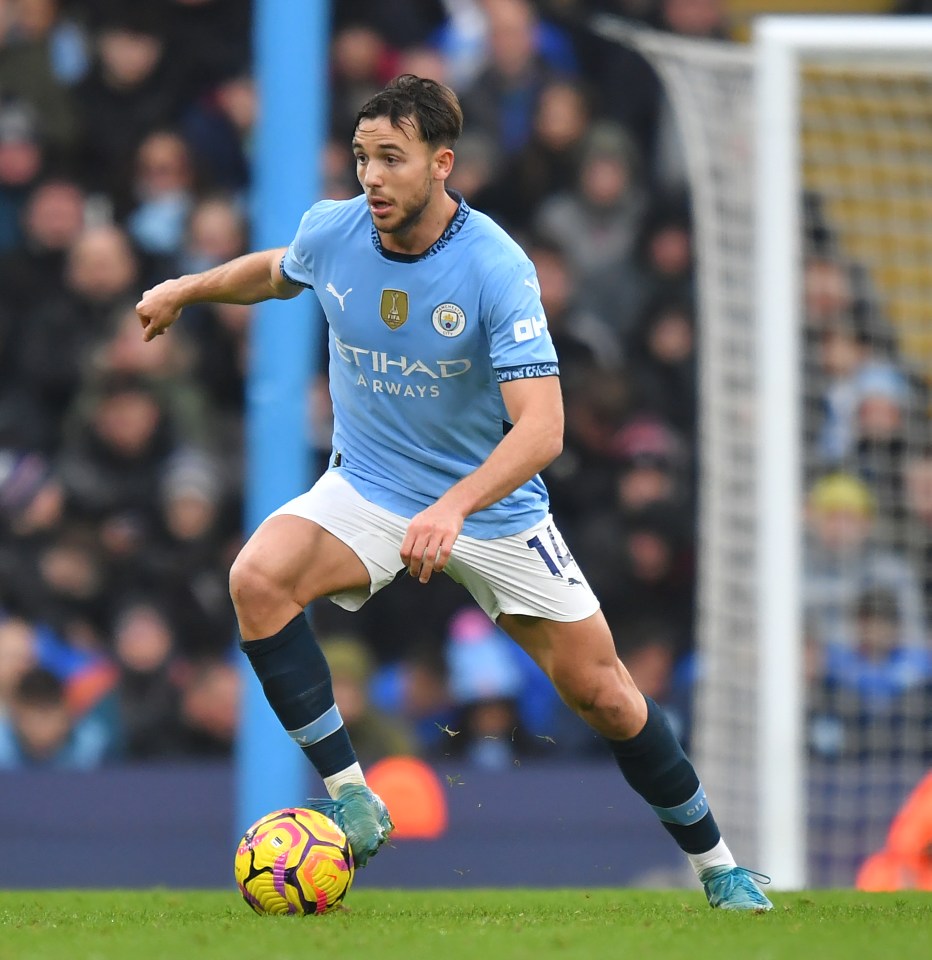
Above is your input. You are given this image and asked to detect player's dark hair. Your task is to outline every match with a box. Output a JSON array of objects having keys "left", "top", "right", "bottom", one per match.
[{"left": 355, "top": 74, "right": 463, "bottom": 148}]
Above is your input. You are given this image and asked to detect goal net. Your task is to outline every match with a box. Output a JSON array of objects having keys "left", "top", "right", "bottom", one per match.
[{"left": 593, "top": 15, "right": 932, "bottom": 887}]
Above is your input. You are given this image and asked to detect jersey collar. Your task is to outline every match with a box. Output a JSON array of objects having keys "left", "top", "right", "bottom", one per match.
[{"left": 371, "top": 190, "right": 470, "bottom": 263}]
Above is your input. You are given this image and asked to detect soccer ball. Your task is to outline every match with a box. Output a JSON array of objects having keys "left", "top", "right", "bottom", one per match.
[{"left": 234, "top": 807, "right": 355, "bottom": 915}]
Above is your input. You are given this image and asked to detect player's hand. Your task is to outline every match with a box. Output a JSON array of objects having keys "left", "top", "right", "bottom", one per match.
[
  {"left": 400, "top": 503, "right": 464, "bottom": 584},
  {"left": 136, "top": 279, "right": 185, "bottom": 342}
]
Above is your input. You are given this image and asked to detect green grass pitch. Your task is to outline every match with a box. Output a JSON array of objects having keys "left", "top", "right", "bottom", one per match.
[{"left": 1, "top": 889, "right": 929, "bottom": 960}]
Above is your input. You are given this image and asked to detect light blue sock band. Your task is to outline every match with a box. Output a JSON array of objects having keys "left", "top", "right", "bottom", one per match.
[
  {"left": 651, "top": 784, "right": 709, "bottom": 826},
  {"left": 287, "top": 704, "right": 344, "bottom": 747}
]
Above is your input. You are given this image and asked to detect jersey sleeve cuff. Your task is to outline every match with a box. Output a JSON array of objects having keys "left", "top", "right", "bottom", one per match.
[
  {"left": 495, "top": 362, "right": 560, "bottom": 383},
  {"left": 279, "top": 256, "right": 314, "bottom": 289}
]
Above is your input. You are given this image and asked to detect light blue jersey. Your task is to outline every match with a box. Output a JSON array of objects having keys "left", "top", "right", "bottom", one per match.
[{"left": 280, "top": 191, "right": 559, "bottom": 539}]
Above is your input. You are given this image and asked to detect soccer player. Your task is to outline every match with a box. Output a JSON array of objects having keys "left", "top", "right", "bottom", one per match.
[{"left": 136, "top": 75, "right": 772, "bottom": 911}]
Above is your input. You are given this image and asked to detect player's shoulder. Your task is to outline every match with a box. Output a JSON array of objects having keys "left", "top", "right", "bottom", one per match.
[
  {"left": 462, "top": 207, "right": 528, "bottom": 261},
  {"left": 299, "top": 194, "right": 368, "bottom": 235},
  {"left": 459, "top": 206, "right": 533, "bottom": 283}
]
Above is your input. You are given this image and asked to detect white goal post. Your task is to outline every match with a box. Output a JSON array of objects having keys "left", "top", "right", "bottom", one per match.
[
  {"left": 755, "top": 15, "right": 932, "bottom": 892},
  {"left": 592, "top": 14, "right": 932, "bottom": 890}
]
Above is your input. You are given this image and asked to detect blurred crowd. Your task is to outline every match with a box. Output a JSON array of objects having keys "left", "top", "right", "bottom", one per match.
[
  {"left": 800, "top": 202, "right": 932, "bottom": 766},
  {"left": 0, "top": 0, "right": 928, "bottom": 778}
]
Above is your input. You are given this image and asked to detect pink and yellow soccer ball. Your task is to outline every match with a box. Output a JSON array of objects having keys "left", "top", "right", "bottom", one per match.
[{"left": 234, "top": 807, "right": 355, "bottom": 915}]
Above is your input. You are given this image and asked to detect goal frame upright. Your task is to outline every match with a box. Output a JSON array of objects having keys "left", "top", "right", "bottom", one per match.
[{"left": 753, "top": 16, "right": 932, "bottom": 890}]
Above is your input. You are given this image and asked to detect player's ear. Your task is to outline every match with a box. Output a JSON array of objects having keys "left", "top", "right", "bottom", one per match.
[{"left": 433, "top": 146, "right": 454, "bottom": 182}]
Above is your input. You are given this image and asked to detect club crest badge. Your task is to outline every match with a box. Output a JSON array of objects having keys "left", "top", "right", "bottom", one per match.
[
  {"left": 431, "top": 302, "right": 466, "bottom": 338},
  {"left": 380, "top": 289, "right": 408, "bottom": 329}
]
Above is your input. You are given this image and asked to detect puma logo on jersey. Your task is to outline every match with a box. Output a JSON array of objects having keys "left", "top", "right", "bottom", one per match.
[
  {"left": 523, "top": 277, "right": 541, "bottom": 295},
  {"left": 326, "top": 282, "right": 352, "bottom": 310}
]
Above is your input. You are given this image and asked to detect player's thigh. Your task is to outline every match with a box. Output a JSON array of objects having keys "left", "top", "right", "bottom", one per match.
[
  {"left": 498, "top": 608, "right": 621, "bottom": 690},
  {"left": 253, "top": 469, "right": 408, "bottom": 609},
  {"left": 234, "top": 513, "right": 371, "bottom": 604},
  {"left": 500, "top": 610, "right": 646, "bottom": 730}
]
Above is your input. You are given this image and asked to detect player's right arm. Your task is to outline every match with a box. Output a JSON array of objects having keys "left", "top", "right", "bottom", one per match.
[{"left": 136, "top": 247, "right": 301, "bottom": 342}]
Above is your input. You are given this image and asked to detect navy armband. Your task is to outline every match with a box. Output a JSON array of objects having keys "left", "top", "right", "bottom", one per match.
[{"left": 495, "top": 362, "right": 560, "bottom": 383}]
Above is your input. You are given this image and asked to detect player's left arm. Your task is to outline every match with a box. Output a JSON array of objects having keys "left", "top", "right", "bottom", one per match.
[{"left": 400, "top": 374, "right": 563, "bottom": 583}]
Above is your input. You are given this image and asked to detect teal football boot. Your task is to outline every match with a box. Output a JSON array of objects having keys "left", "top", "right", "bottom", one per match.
[
  {"left": 701, "top": 866, "right": 774, "bottom": 912},
  {"left": 306, "top": 784, "right": 393, "bottom": 867}
]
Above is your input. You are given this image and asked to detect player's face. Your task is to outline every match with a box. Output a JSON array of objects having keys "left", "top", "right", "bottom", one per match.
[{"left": 352, "top": 115, "right": 441, "bottom": 236}]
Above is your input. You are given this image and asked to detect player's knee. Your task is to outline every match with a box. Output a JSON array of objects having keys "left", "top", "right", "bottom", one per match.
[
  {"left": 228, "top": 553, "right": 285, "bottom": 615},
  {"left": 560, "top": 665, "right": 642, "bottom": 732}
]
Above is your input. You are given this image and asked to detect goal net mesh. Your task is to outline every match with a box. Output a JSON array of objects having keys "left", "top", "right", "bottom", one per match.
[{"left": 595, "top": 18, "right": 932, "bottom": 885}]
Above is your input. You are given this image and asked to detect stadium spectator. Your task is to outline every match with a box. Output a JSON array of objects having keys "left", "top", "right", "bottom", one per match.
[
  {"left": 0, "top": 176, "right": 86, "bottom": 318},
  {"left": 0, "top": 0, "right": 82, "bottom": 157},
  {"left": 181, "top": 299, "right": 250, "bottom": 461},
  {"left": 86, "top": 302, "right": 215, "bottom": 449},
  {"left": 611, "top": 415, "right": 693, "bottom": 521},
  {"left": 55, "top": 371, "right": 217, "bottom": 612},
  {"left": 614, "top": 617, "right": 694, "bottom": 749},
  {"left": 459, "top": 0, "right": 576, "bottom": 158},
  {"left": 571, "top": 2, "right": 664, "bottom": 163},
  {"left": 443, "top": 129, "right": 504, "bottom": 217},
  {"left": 526, "top": 234, "right": 623, "bottom": 377},
  {"left": 544, "top": 370, "right": 631, "bottom": 535},
  {"left": 807, "top": 586, "right": 932, "bottom": 764},
  {"left": 176, "top": 656, "right": 241, "bottom": 757},
  {"left": 811, "top": 315, "right": 907, "bottom": 466},
  {"left": 0, "top": 449, "right": 67, "bottom": 619},
  {"left": 174, "top": 194, "right": 247, "bottom": 280},
  {"left": 74, "top": 7, "right": 183, "bottom": 206},
  {"left": 31, "top": 519, "right": 111, "bottom": 650},
  {"left": 428, "top": 0, "right": 489, "bottom": 90},
  {"left": 16, "top": 223, "right": 144, "bottom": 450},
  {"left": 145, "top": 449, "right": 239, "bottom": 656},
  {"left": 334, "top": 0, "right": 445, "bottom": 52},
  {"left": 533, "top": 120, "right": 648, "bottom": 286},
  {"left": 329, "top": 24, "right": 400, "bottom": 142},
  {"left": 487, "top": 77, "right": 592, "bottom": 232},
  {"left": 394, "top": 43, "right": 449, "bottom": 87},
  {"left": 804, "top": 473, "right": 925, "bottom": 653},
  {"left": 161, "top": 0, "right": 253, "bottom": 99},
  {"left": 801, "top": 250, "right": 894, "bottom": 355},
  {"left": 107, "top": 598, "right": 185, "bottom": 761},
  {"left": 0, "top": 177, "right": 89, "bottom": 445},
  {"left": 0, "top": 665, "right": 115, "bottom": 768},
  {"left": 179, "top": 71, "right": 254, "bottom": 197},
  {"left": 0, "top": 98, "right": 47, "bottom": 253},
  {"left": 125, "top": 129, "right": 197, "bottom": 258},
  {"left": 612, "top": 194, "right": 695, "bottom": 341},
  {"left": 850, "top": 362, "right": 919, "bottom": 528},
  {"left": 579, "top": 502, "right": 696, "bottom": 657},
  {"left": 626, "top": 295, "right": 697, "bottom": 438}
]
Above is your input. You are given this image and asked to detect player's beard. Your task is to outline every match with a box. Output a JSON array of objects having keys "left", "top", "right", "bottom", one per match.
[{"left": 375, "top": 175, "right": 433, "bottom": 236}]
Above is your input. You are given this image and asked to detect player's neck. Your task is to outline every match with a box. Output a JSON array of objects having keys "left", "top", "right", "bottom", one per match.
[{"left": 378, "top": 190, "right": 459, "bottom": 256}]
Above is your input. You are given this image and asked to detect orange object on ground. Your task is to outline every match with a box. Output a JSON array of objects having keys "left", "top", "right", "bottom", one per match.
[
  {"left": 366, "top": 755, "right": 449, "bottom": 840},
  {"left": 856, "top": 772, "right": 932, "bottom": 891}
]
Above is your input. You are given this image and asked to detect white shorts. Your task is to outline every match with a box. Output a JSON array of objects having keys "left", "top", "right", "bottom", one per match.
[{"left": 267, "top": 470, "right": 601, "bottom": 624}]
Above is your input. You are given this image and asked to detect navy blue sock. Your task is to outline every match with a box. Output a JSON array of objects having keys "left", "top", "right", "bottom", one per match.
[
  {"left": 608, "top": 697, "right": 721, "bottom": 855},
  {"left": 240, "top": 612, "right": 358, "bottom": 779}
]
